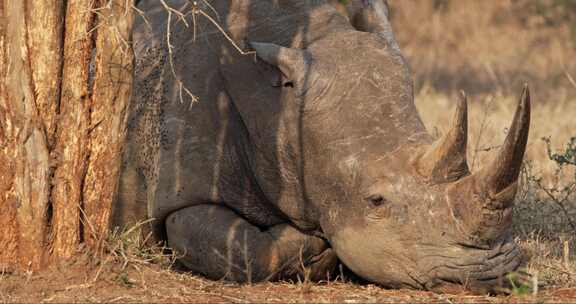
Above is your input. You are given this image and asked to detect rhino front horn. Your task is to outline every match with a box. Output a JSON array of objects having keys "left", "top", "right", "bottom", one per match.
[
  {"left": 478, "top": 84, "right": 531, "bottom": 197},
  {"left": 416, "top": 91, "right": 469, "bottom": 184}
]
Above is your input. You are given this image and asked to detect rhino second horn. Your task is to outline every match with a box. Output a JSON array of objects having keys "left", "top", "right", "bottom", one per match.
[
  {"left": 416, "top": 91, "right": 469, "bottom": 184},
  {"left": 250, "top": 42, "right": 309, "bottom": 81},
  {"left": 479, "top": 84, "right": 531, "bottom": 197}
]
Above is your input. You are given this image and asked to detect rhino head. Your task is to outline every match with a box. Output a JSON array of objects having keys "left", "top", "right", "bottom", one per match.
[{"left": 250, "top": 11, "right": 529, "bottom": 291}]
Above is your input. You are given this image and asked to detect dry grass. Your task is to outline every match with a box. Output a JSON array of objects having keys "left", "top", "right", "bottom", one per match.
[
  {"left": 2, "top": 0, "right": 576, "bottom": 302},
  {"left": 390, "top": 0, "right": 576, "bottom": 100}
]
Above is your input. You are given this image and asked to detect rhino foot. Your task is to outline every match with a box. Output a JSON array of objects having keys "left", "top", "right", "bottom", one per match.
[{"left": 305, "top": 248, "right": 339, "bottom": 282}]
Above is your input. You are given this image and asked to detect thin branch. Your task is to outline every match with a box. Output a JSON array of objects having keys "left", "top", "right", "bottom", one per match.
[
  {"left": 194, "top": 8, "right": 255, "bottom": 56},
  {"left": 159, "top": 0, "right": 189, "bottom": 27},
  {"left": 471, "top": 95, "right": 494, "bottom": 170},
  {"left": 156, "top": 0, "right": 258, "bottom": 106},
  {"left": 474, "top": 144, "right": 502, "bottom": 153},
  {"left": 132, "top": 4, "right": 152, "bottom": 31},
  {"left": 158, "top": 0, "right": 200, "bottom": 106},
  {"left": 565, "top": 69, "right": 576, "bottom": 90},
  {"left": 201, "top": 0, "right": 220, "bottom": 21},
  {"left": 532, "top": 177, "right": 576, "bottom": 232}
]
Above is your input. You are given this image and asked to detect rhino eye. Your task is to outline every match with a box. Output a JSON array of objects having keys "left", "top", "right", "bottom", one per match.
[{"left": 366, "top": 194, "right": 387, "bottom": 207}]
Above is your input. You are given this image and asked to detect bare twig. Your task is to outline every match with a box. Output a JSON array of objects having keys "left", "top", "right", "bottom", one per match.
[
  {"left": 565, "top": 70, "right": 576, "bottom": 90},
  {"left": 153, "top": 0, "right": 261, "bottom": 107},
  {"left": 200, "top": 0, "right": 220, "bottom": 21},
  {"left": 474, "top": 144, "right": 502, "bottom": 153},
  {"left": 158, "top": 0, "right": 199, "bottom": 105},
  {"left": 160, "top": 0, "right": 189, "bottom": 27},
  {"left": 193, "top": 7, "right": 255, "bottom": 56},
  {"left": 471, "top": 95, "right": 494, "bottom": 169},
  {"left": 531, "top": 177, "right": 576, "bottom": 232},
  {"left": 132, "top": 4, "right": 152, "bottom": 30}
]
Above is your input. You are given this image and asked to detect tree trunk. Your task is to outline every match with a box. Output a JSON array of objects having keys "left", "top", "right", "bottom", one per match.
[
  {"left": 0, "top": 0, "right": 134, "bottom": 271},
  {"left": 83, "top": 3, "right": 135, "bottom": 249}
]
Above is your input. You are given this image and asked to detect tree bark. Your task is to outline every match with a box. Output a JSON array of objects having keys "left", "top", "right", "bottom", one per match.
[
  {"left": 0, "top": 0, "right": 134, "bottom": 270},
  {"left": 50, "top": 0, "right": 96, "bottom": 260},
  {"left": 26, "top": 1, "right": 65, "bottom": 149},
  {"left": 0, "top": 0, "right": 56, "bottom": 271},
  {"left": 83, "top": 2, "right": 135, "bottom": 248}
]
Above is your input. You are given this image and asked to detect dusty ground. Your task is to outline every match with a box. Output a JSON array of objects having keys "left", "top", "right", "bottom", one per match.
[
  {"left": 1, "top": 254, "right": 575, "bottom": 303},
  {"left": 3, "top": 0, "right": 576, "bottom": 303}
]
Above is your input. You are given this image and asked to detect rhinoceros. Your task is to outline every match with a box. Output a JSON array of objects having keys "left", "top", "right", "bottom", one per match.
[{"left": 118, "top": 0, "right": 531, "bottom": 292}]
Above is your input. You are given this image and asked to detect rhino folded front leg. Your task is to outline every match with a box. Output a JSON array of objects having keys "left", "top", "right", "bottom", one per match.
[{"left": 166, "top": 204, "right": 338, "bottom": 283}]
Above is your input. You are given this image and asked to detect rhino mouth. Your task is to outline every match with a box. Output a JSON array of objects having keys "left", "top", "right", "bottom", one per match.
[{"left": 425, "top": 238, "right": 523, "bottom": 291}]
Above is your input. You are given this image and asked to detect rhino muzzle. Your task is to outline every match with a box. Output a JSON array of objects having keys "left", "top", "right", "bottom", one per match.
[{"left": 430, "top": 236, "right": 523, "bottom": 292}]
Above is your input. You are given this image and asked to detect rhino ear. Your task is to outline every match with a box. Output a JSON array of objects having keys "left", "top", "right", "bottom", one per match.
[
  {"left": 353, "top": 0, "right": 401, "bottom": 53},
  {"left": 250, "top": 42, "right": 310, "bottom": 83}
]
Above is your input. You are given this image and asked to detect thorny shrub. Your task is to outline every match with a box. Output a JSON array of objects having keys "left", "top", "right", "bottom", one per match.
[{"left": 515, "top": 137, "right": 576, "bottom": 238}]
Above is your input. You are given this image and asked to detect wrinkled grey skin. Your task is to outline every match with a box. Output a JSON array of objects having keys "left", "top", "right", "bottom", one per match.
[{"left": 118, "top": 0, "right": 528, "bottom": 292}]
